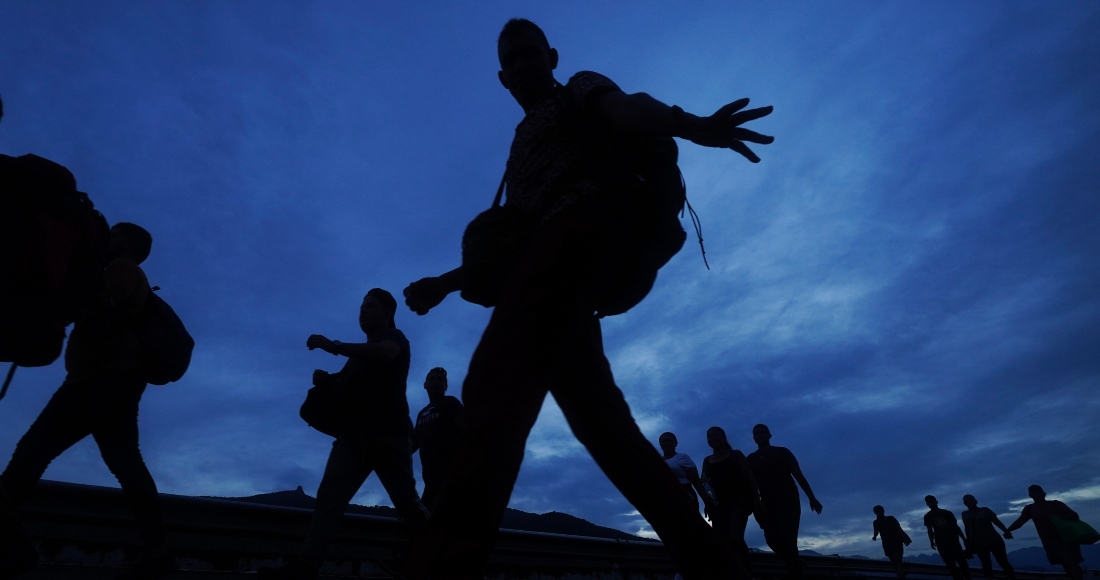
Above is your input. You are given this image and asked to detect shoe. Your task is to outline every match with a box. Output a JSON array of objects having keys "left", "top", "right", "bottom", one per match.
[
  {"left": 115, "top": 548, "right": 175, "bottom": 580},
  {"left": 256, "top": 558, "right": 320, "bottom": 580}
]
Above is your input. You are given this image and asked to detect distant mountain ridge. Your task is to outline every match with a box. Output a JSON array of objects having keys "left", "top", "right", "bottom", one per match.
[{"left": 211, "top": 486, "right": 649, "bottom": 542}]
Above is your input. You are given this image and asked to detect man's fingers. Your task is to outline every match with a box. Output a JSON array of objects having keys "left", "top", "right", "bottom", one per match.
[
  {"left": 732, "top": 128, "right": 775, "bottom": 144},
  {"left": 729, "top": 105, "right": 774, "bottom": 125},
  {"left": 713, "top": 98, "right": 750, "bottom": 118},
  {"left": 729, "top": 140, "right": 761, "bottom": 163}
]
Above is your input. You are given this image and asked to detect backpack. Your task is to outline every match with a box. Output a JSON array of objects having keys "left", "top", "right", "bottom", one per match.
[
  {"left": 140, "top": 289, "right": 194, "bottom": 385},
  {"left": 459, "top": 83, "right": 702, "bottom": 316},
  {"left": 1, "top": 154, "right": 109, "bottom": 385}
]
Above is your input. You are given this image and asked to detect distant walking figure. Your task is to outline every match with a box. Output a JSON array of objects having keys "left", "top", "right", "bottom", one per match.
[
  {"left": 1, "top": 223, "right": 175, "bottom": 580},
  {"left": 701, "top": 427, "right": 765, "bottom": 570},
  {"left": 412, "top": 367, "right": 466, "bottom": 511},
  {"left": 747, "top": 424, "right": 822, "bottom": 580},
  {"left": 402, "top": 18, "right": 773, "bottom": 580},
  {"left": 1006, "top": 485, "right": 1085, "bottom": 580},
  {"left": 872, "top": 505, "right": 912, "bottom": 579},
  {"left": 924, "top": 495, "right": 973, "bottom": 580},
  {"left": 962, "top": 494, "right": 1016, "bottom": 580},
  {"left": 259, "top": 289, "right": 428, "bottom": 580},
  {"left": 659, "top": 432, "right": 709, "bottom": 510}
]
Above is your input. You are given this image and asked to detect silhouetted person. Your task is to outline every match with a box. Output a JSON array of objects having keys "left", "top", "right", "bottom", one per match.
[
  {"left": 701, "top": 427, "right": 765, "bottom": 571},
  {"left": 1006, "top": 485, "right": 1084, "bottom": 580},
  {"left": 411, "top": 367, "right": 466, "bottom": 511},
  {"left": 872, "top": 505, "right": 912, "bottom": 579},
  {"left": 1, "top": 223, "right": 174, "bottom": 580},
  {"left": 659, "top": 432, "right": 709, "bottom": 511},
  {"left": 402, "top": 18, "right": 773, "bottom": 580},
  {"left": 962, "top": 495, "right": 1016, "bottom": 580},
  {"left": 924, "top": 495, "right": 972, "bottom": 580},
  {"left": 747, "top": 424, "right": 822, "bottom": 580},
  {"left": 259, "top": 289, "right": 428, "bottom": 580}
]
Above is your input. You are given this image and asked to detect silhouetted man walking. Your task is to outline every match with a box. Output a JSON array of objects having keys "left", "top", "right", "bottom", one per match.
[
  {"left": 747, "top": 424, "right": 822, "bottom": 580},
  {"left": 260, "top": 289, "right": 428, "bottom": 580},
  {"left": 2, "top": 223, "right": 174, "bottom": 580},
  {"left": 1006, "top": 485, "right": 1085, "bottom": 580},
  {"left": 962, "top": 494, "right": 1015, "bottom": 580},
  {"left": 403, "top": 18, "right": 773, "bottom": 580},
  {"left": 872, "top": 505, "right": 912, "bottom": 579},
  {"left": 924, "top": 495, "right": 972, "bottom": 580},
  {"left": 412, "top": 367, "right": 465, "bottom": 511}
]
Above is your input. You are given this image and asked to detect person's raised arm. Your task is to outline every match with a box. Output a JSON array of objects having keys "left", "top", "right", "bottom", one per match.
[
  {"left": 404, "top": 267, "right": 464, "bottom": 316},
  {"left": 790, "top": 455, "right": 823, "bottom": 514},
  {"left": 1005, "top": 507, "right": 1031, "bottom": 534},
  {"left": 307, "top": 335, "right": 400, "bottom": 361},
  {"left": 594, "top": 90, "right": 774, "bottom": 163}
]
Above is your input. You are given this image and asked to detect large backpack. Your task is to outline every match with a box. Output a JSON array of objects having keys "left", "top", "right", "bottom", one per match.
[
  {"left": 559, "top": 85, "right": 701, "bottom": 318},
  {"left": 1, "top": 154, "right": 109, "bottom": 369},
  {"left": 140, "top": 289, "right": 194, "bottom": 385}
]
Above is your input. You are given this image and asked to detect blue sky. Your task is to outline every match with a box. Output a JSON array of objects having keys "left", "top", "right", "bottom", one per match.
[{"left": 2, "top": 1, "right": 1098, "bottom": 558}]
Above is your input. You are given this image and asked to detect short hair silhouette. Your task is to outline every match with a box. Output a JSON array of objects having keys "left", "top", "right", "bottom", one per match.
[
  {"left": 367, "top": 286, "right": 398, "bottom": 325},
  {"left": 926, "top": 494, "right": 937, "bottom": 502},
  {"left": 707, "top": 426, "right": 727, "bottom": 438},
  {"left": 112, "top": 222, "right": 152, "bottom": 264},
  {"left": 498, "top": 18, "right": 549, "bottom": 50},
  {"left": 753, "top": 423, "right": 770, "bottom": 433},
  {"left": 874, "top": 505, "right": 885, "bottom": 515}
]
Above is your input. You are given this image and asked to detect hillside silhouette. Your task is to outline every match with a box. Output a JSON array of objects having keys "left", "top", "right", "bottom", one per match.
[{"left": 211, "top": 486, "right": 649, "bottom": 542}]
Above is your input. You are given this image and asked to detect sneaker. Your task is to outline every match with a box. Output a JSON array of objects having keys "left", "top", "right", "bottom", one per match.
[{"left": 115, "top": 548, "right": 175, "bottom": 580}]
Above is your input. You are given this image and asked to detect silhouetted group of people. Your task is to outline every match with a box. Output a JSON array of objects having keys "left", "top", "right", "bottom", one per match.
[
  {"left": 869, "top": 486, "right": 1089, "bottom": 580},
  {"left": 659, "top": 425, "right": 823, "bottom": 580},
  {"left": 2, "top": 15, "right": 1090, "bottom": 580}
]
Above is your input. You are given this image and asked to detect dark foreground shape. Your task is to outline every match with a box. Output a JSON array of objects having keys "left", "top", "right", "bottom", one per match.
[{"left": 10, "top": 480, "right": 1066, "bottom": 579}]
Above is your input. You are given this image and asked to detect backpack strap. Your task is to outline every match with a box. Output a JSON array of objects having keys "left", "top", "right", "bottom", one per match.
[
  {"left": 0, "top": 364, "right": 16, "bottom": 401},
  {"left": 492, "top": 172, "right": 506, "bottom": 208}
]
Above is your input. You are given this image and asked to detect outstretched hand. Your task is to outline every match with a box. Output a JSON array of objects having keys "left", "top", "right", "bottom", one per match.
[
  {"left": 684, "top": 98, "right": 774, "bottom": 163},
  {"left": 307, "top": 334, "right": 336, "bottom": 353},
  {"left": 809, "top": 497, "right": 823, "bottom": 514},
  {"left": 404, "top": 276, "right": 449, "bottom": 315}
]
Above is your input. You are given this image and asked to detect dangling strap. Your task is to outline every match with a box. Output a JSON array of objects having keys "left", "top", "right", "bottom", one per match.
[
  {"left": 492, "top": 173, "right": 507, "bottom": 208},
  {"left": 0, "top": 364, "right": 16, "bottom": 402},
  {"left": 678, "top": 171, "right": 709, "bottom": 270}
]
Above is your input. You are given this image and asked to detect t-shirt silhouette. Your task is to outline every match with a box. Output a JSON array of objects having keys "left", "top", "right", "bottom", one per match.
[
  {"left": 925, "top": 507, "right": 965, "bottom": 551},
  {"left": 337, "top": 327, "right": 412, "bottom": 437},
  {"left": 416, "top": 395, "right": 465, "bottom": 482},
  {"left": 664, "top": 452, "right": 698, "bottom": 485},
  {"left": 746, "top": 446, "right": 799, "bottom": 505},
  {"left": 702, "top": 452, "right": 753, "bottom": 506},
  {"left": 962, "top": 507, "right": 1002, "bottom": 546},
  {"left": 504, "top": 70, "right": 620, "bottom": 221},
  {"left": 875, "top": 515, "right": 910, "bottom": 551}
]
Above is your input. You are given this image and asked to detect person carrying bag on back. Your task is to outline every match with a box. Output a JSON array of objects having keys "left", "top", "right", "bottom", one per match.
[
  {"left": 1, "top": 222, "right": 179, "bottom": 580},
  {"left": 402, "top": 19, "right": 774, "bottom": 579}
]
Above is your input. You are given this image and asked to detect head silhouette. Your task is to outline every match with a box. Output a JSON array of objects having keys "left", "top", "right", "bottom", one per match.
[
  {"left": 497, "top": 18, "right": 558, "bottom": 111},
  {"left": 873, "top": 505, "right": 885, "bottom": 516},
  {"left": 360, "top": 288, "right": 396, "bottom": 334},
  {"left": 658, "top": 432, "right": 678, "bottom": 454},
  {"left": 963, "top": 494, "right": 978, "bottom": 509},
  {"left": 1028, "top": 485, "right": 1046, "bottom": 501},
  {"left": 706, "top": 426, "right": 729, "bottom": 451},
  {"left": 109, "top": 222, "right": 152, "bottom": 265},
  {"left": 425, "top": 367, "right": 447, "bottom": 400},
  {"left": 925, "top": 495, "right": 939, "bottom": 509},
  {"left": 752, "top": 424, "right": 772, "bottom": 447}
]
